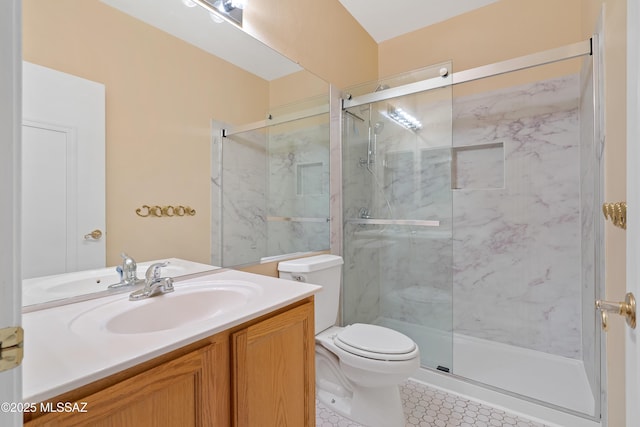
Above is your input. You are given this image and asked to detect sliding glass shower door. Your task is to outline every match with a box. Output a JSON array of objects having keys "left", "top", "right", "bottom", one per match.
[
  {"left": 340, "top": 49, "right": 602, "bottom": 419},
  {"left": 341, "top": 63, "right": 454, "bottom": 371}
]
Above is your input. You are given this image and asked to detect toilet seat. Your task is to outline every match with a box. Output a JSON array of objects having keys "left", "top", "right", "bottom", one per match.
[{"left": 333, "top": 323, "right": 417, "bottom": 361}]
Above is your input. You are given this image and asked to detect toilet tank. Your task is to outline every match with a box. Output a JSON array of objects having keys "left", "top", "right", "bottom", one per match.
[{"left": 278, "top": 254, "right": 343, "bottom": 333}]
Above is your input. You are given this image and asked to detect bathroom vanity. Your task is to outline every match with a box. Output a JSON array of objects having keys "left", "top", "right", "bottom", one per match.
[{"left": 21, "top": 269, "right": 319, "bottom": 426}]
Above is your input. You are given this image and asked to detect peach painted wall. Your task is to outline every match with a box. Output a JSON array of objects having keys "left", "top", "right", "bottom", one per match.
[
  {"left": 379, "top": 0, "right": 586, "bottom": 98},
  {"left": 243, "top": 0, "right": 378, "bottom": 89},
  {"left": 379, "top": 0, "right": 585, "bottom": 78},
  {"left": 269, "top": 70, "right": 328, "bottom": 109},
  {"left": 23, "top": 0, "right": 270, "bottom": 267}
]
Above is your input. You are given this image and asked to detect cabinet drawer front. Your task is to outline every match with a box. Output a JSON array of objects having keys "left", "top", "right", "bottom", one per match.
[{"left": 26, "top": 345, "right": 217, "bottom": 427}]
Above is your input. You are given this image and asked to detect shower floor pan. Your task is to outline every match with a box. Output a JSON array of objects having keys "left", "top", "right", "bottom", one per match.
[{"left": 375, "top": 317, "right": 595, "bottom": 416}]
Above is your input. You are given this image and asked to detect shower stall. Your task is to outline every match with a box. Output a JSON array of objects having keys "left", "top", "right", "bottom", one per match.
[
  {"left": 211, "top": 98, "right": 331, "bottom": 268},
  {"left": 339, "top": 39, "right": 603, "bottom": 422},
  {"left": 212, "top": 36, "right": 603, "bottom": 425}
]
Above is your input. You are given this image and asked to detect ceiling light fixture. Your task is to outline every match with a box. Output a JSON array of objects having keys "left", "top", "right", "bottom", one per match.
[
  {"left": 222, "top": 0, "right": 246, "bottom": 11},
  {"left": 189, "top": 0, "right": 246, "bottom": 27}
]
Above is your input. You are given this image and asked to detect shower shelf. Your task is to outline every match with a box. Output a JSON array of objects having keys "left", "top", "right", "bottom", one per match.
[{"left": 346, "top": 218, "right": 440, "bottom": 227}]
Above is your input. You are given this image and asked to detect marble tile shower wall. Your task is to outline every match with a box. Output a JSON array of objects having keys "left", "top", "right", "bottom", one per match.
[
  {"left": 266, "top": 123, "right": 330, "bottom": 256},
  {"left": 451, "top": 75, "right": 582, "bottom": 358},
  {"left": 579, "top": 60, "right": 598, "bottom": 396},
  {"left": 212, "top": 123, "right": 330, "bottom": 267},
  {"left": 214, "top": 130, "right": 268, "bottom": 267},
  {"left": 344, "top": 75, "right": 584, "bottom": 359}
]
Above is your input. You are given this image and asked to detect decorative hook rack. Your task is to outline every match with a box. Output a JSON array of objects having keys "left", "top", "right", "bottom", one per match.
[
  {"left": 135, "top": 205, "right": 196, "bottom": 218},
  {"left": 602, "top": 202, "right": 626, "bottom": 230}
]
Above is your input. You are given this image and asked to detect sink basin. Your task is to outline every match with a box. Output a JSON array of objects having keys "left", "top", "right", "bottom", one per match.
[
  {"left": 22, "top": 258, "right": 218, "bottom": 306},
  {"left": 69, "top": 280, "right": 262, "bottom": 335},
  {"left": 24, "top": 270, "right": 119, "bottom": 298}
]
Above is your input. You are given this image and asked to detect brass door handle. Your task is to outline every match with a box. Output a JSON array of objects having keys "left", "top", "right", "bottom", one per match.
[
  {"left": 84, "top": 229, "right": 103, "bottom": 240},
  {"left": 595, "top": 292, "right": 636, "bottom": 331}
]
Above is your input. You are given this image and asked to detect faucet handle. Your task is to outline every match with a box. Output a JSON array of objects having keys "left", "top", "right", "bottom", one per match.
[
  {"left": 109, "top": 253, "right": 139, "bottom": 288},
  {"left": 145, "top": 261, "right": 170, "bottom": 282},
  {"left": 120, "top": 252, "right": 137, "bottom": 270}
]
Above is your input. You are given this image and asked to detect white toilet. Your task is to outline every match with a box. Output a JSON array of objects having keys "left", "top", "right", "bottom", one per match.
[{"left": 278, "top": 254, "right": 420, "bottom": 427}]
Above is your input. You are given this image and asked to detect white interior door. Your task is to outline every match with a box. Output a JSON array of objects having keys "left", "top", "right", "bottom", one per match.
[
  {"left": 21, "top": 61, "right": 105, "bottom": 278},
  {"left": 626, "top": 0, "right": 640, "bottom": 425},
  {"left": 0, "top": 1, "right": 23, "bottom": 426}
]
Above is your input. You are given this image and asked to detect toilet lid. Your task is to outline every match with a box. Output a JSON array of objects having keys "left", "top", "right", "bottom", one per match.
[{"left": 334, "top": 324, "right": 417, "bottom": 361}]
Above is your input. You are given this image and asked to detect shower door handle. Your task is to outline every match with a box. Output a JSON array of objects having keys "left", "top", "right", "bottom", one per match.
[{"left": 595, "top": 292, "right": 636, "bottom": 331}]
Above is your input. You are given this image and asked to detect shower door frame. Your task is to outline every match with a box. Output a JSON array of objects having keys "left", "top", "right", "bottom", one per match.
[
  {"left": 342, "top": 40, "right": 591, "bottom": 110},
  {"left": 334, "top": 37, "right": 604, "bottom": 424}
]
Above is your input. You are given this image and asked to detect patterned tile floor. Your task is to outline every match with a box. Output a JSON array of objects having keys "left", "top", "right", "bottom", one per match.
[{"left": 316, "top": 380, "right": 550, "bottom": 427}]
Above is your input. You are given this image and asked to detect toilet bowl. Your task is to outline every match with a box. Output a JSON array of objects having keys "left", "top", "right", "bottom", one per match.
[
  {"left": 278, "top": 255, "right": 420, "bottom": 427},
  {"left": 316, "top": 324, "right": 420, "bottom": 427}
]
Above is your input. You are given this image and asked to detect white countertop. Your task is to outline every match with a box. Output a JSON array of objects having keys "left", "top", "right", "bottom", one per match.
[{"left": 22, "top": 269, "right": 320, "bottom": 403}]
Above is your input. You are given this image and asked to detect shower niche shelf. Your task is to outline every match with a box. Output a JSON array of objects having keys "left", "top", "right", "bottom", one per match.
[{"left": 451, "top": 142, "right": 505, "bottom": 190}]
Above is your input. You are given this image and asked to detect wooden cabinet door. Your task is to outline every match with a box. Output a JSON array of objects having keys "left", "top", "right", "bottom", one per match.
[
  {"left": 25, "top": 344, "right": 221, "bottom": 427},
  {"left": 232, "top": 301, "right": 315, "bottom": 427}
]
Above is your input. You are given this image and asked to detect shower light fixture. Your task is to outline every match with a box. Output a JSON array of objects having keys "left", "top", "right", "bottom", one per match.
[{"left": 387, "top": 107, "right": 422, "bottom": 131}]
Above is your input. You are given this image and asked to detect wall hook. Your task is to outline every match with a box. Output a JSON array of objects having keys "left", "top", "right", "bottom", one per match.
[
  {"left": 136, "top": 205, "right": 196, "bottom": 218},
  {"left": 602, "top": 202, "right": 626, "bottom": 230}
]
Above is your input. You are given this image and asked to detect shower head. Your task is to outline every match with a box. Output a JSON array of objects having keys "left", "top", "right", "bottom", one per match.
[{"left": 373, "top": 121, "right": 385, "bottom": 135}]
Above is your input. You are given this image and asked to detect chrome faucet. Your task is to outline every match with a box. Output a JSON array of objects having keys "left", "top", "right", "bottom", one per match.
[
  {"left": 109, "top": 252, "right": 142, "bottom": 288},
  {"left": 129, "top": 262, "right": 174, "bottom": 301}
]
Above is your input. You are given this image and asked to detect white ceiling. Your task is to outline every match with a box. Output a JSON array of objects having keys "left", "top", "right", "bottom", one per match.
[
  {"left": 100, "top": 0, "right": 500, "bottom": 81},
  {"left": 339, "top": 0, "right": 500, "bottom": 43}
]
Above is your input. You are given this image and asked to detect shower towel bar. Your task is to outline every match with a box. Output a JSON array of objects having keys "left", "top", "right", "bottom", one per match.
[
  {"left": 267, "top": 216, "right": 330, "bottom": 223},
  {"left": 346, "top": 218, "right": 440, "bottom": 227}
]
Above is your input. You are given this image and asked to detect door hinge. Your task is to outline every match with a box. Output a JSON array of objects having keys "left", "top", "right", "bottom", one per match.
[{"left": 0, "top": 326, "right": 24, "bottom": 372}]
